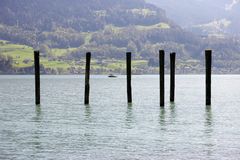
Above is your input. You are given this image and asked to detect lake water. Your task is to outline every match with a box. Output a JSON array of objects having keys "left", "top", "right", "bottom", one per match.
[{"left": 0, "top": 75, "right": 240, "bottom": 160}]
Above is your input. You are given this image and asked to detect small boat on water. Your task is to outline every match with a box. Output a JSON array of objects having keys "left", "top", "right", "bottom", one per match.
[{"left": 108, "top": 74, "right": 117, "bottom": 78}]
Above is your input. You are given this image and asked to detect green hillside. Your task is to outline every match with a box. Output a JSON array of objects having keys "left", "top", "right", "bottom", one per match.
[{"left": 0, "top": 0, "right": 240, "bottom": 74}]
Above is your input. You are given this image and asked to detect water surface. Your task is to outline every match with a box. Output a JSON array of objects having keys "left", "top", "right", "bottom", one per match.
[{"left": 0, "top": 75, "right": 240, "bottom": 159}]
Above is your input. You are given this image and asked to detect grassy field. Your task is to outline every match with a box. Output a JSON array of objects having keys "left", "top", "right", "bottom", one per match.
[
  {"left": 50, "top": 48, "right": 78, "bottom": 57},
  {"left": 0, "top": 40, "right": 72, "bottom": 70},
  {"left": 136, "top": 23, "right": 170, "bottom": 30},
  {"left": 0, "top": 40, "right": 149, "bottom": 74},
  {"left": 104, "top": 22, "right": 171, "bottom": 33},
  {"left": 0, "top": 41, "right": 34, "bottom": 67}
]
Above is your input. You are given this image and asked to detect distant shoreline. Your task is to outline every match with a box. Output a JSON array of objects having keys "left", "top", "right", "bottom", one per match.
[{"left": 1, "top": 73, "right": 240, "bottom": 76}]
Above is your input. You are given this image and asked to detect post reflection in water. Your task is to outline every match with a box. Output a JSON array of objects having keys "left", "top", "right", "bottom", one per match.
[
  {"left": 34, "top": 105, "right": 42, "bottom": 121},
  {"left": 84, "top": 105, "right": 92, "bottom": 122},
  {"left": 125, "top": 104, "right": 135, "bottom": 128},
  {"left": 204, "top": 106, "right": 214, "bottom": 157},
  {"left": 32, "top": 105, "right": 43, "bottom": 156},
  {"left": 158, "top": 103, "right": 177, "bottom": 131},
  {"left": 83, "top": 105, "right": 96, "bottom": 147},
  {"left": 205, "top": 106, "right": 213, "bottom": 134},
  {"left": 169, "top": 102, "right": 176, "bottom": 123},
  {"left": 159, "top": 107, "right": 166, "bottom": 128}
]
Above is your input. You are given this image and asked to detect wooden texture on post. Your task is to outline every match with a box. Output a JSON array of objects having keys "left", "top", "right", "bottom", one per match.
[
  {"left": 126, "top": 52, "right": 132, "bottom": 103},
  {"left": 205, "top": 50, "right": 212, "bottom": 105},
  {"left": 34, "top": 51, "right": 40, "bottom": 105},
  {"left": 170, "top": 52, "right": 176, "bottom": 102},
  {"left": 84, "top": 52, "right": 91, "bottom": 105},
  {"left": 159, "top": 50, "right": 165, "bottom": 107}
]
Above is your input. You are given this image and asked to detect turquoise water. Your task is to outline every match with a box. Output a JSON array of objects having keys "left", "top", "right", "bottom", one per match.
[{"left": 0, "top": 75, "right": 240, "bottom": 159}]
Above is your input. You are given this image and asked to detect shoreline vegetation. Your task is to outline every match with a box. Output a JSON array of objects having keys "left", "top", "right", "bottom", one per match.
[
  {"left": 0, "top": 41, "right": 239, "bottom": 75},
  {"left": 0, "top": 40, "right": 240, "bottom": 75}
]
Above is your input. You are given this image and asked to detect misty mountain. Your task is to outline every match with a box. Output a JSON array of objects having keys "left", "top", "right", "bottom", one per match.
[{"left": 146, "top": 0, "right": 240, "bottom": 35}]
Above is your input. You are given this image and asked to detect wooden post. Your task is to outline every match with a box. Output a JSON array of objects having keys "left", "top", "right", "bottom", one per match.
[
  {"left": 84, "top": 52, "right": 91, "bottom": 105},
  {"left": 170, "top": 52, "right": 176, "bottom": 102},
  {"left": 126, "top": 52, "right": 132, "bottom": 103},
  {"left": 34, "top": 51, "right": 40, "bottom": 105},
  {"left": 159, "top": 50, "right": 165, "bottom": 107},
  {"left": 205, "top": 50, "right": 212, "bottom": 105}
]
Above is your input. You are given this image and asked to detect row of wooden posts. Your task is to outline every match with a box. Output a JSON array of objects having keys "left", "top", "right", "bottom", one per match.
[{"left": 34, "top": 50, "right": 212, "bottom": 106}]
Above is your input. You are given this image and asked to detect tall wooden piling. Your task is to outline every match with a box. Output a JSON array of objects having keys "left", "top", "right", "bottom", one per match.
[
  {"left": 205, "top": 50, "right": 212, "bottom": 105},
  {"left": 159, "top": 50, "right": 165, "bottom": 107},
  {"left": 170, "top": 52, "right": 176, "bottom": 102},
  {"left": 84, "top": 52, "right": 91, "bottom": 105},
  {"left": 126, "top": 52, "right": 132, "bottom": 103},
  {"left": 34, "top": 51, "right": 40, "bottom": 105}
]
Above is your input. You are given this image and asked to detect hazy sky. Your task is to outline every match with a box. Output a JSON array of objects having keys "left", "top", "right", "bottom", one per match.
[{"left": 226, "top": 0, "right": 240, "bottom": 10}]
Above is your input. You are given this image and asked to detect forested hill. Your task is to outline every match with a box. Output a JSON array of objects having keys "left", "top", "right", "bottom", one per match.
[
  {"left": 0, "top": 0, "right": 240, "bottom": 74},
  {"left": 0, "top": 0, "right": 179, "bottom": 48},
  {"left": 0, "top": 0, "right": 171, "bottom": 32}
]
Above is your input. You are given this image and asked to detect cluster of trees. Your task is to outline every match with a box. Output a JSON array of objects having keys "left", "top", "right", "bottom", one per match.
[
  {"left": 90, "top": 26, "right": 200, "bottom": 53},
  {"left": 0, "top": 55, "right": 13, "bottom": 73},
  {"left": 39, "top": 29, "right": 85, "bottom": 48},
  {"left": 0, "top": 25, "right": 85, "bottom": 48},
  {"left": 0, "top": 25, "right": 36, "bottom": 47},
  {"left": 64, "top": 44, "right": 127, "bottom": 60}
]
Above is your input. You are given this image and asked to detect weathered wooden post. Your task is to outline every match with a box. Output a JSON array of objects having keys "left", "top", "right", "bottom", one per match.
[
  {"left": 170, "top": 52, "right": 176, "bottom": 102},
  {"left": 205, "top": 50, "right": 212, "bottom": 105},
  {"left": 159, "top": 50, "right": 165, "bottom": 107},
  {"left": 34, "top": 50, "right": 40, "bottom": 105},
  {"left": 84, "top": 52, "right": 91, "bottom": 105},
  {"left": 126, "top": 52, "right": 132, "bottom": 103}
]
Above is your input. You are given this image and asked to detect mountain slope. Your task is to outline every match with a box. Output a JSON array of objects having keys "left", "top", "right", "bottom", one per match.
[
  {"left": 146, "top": 0, "right": 240, "bottom": 34},
  {"left": 0, "top": 0, "right": 170, "bottom": 32},
  {"left": 0, "top": 0, "right": 240, "bottom": 74},
  {"left": 0, "top": 0, "right": 180, "bottom": 48}
]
